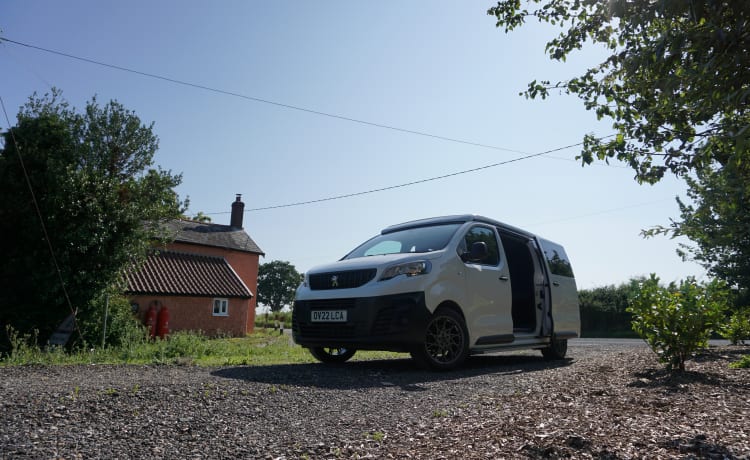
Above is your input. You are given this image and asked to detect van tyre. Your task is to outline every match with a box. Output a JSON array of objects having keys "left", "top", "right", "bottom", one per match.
[
  {"left": 541, "top": 338, "right": 568, "bottom": 360},
  {"left": 411, "top": 308, "right": 469, "bottom": 371},
  {"left": 309, "top": 347, "right": 356, "bottom": 363}
]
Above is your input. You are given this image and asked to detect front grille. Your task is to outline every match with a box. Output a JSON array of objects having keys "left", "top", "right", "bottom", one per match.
[
  {"left": 302, "top": 298, "right": 357, "bottom": 310},
  {"left": 309, "top": 269, "right": 377, "bottom": 290},
  {"left": 297, "top": 323, "right": 359, "bottom": 339}
]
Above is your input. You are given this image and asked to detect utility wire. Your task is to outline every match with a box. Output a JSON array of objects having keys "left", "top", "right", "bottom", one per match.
[
  {"left": 0, "top": 94, "right": 83, "bottom": 343},
  {"left": 0, "top": 36, "right": 530, "bottom": 155},
  {"left": 0, "top": 37, "right": 627, "bottom": 170},
  {"left": 0, "top": 42, "right": 55, "bottom": 90},
  {"left": 525, "top": 198, "right": 675, "bottom": 227},
  {"left": 208, "top": 139, "right": 590, "bottom": 214},
  {"left": 0, "top": 37, "right": 624, "bottom": 216}
]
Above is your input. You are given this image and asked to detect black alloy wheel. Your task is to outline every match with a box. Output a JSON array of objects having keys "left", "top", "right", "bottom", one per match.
[
  {"left": 411, "top": 308, "right": 469, "bottom": 371},
  {"left": 309, "top": 346, "right": 356, "bottom": 363}
]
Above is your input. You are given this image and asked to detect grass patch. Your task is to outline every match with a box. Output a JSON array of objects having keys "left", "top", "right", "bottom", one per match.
[
  {"left": 729, "top": 354, "right": 750, "bottom": 369},
  {"left": 0, "top": 328, "right": 405, "bottom": 367}
]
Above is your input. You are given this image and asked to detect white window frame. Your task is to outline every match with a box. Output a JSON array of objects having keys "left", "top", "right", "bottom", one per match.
[{"left": 212, "top": 298, "right": 229, "bottom": 316}]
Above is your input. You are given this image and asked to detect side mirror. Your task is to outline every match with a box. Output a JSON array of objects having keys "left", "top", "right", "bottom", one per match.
[{"left": 463, "top": 241, "right": 488, "bottom": 262}]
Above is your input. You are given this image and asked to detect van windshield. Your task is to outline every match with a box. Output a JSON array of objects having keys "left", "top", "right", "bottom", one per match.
[{"left": 344, "top": 224, "right": 462, "bottom": 259}]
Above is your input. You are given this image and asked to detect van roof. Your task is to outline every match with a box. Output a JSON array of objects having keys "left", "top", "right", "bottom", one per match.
[{"left": 382, "top": 214, "right": 535, "bottom": 238}]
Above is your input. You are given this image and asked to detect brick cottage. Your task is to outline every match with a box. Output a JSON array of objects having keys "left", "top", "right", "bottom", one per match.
[{"left": 126, "top": 195, "right": 264, "bottom": 336}]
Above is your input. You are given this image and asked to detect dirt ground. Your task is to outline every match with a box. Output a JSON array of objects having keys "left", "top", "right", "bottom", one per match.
[{"left": 1, "top": 342, "right": 748, "bottom": 459}]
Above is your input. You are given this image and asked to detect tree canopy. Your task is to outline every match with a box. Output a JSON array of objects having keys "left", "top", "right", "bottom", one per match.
[
  {"left": 488, "top": 1, "right": 750, "bottom": 298},
  {"left": 488, "top": 1, "right": 750, "bottom": 184},
  {"left": 644, "top": 160, "right": 750, "bottom": 302},
  {"left": 0, "top": 90, "right": 184, "bottom": 348},
  {"left": 257, "top": 261, "right": 303, "bottom": 313}
]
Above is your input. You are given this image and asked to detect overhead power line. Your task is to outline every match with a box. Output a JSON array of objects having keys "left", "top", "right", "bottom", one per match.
[
  {"left": 0, "top": 36, "right": 531, "bottom": 155},
  {"left": 0, "top": 36, "right": 621, "bottom": 215},
  {"left": 207, "top": 139, "right": 589, "bottom": 214}
]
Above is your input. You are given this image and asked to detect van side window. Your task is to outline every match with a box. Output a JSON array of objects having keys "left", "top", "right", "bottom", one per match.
[
  {"left": 541, "top": 241, "right": 575, "bottom": 278},
  {"left": 460, "top": 226, "right": 500, "bottom": 266}
]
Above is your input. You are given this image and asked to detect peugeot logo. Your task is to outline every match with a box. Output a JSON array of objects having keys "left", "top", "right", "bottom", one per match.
[{"left": 331, "top": 275, "right": 339, "bottom": 288}]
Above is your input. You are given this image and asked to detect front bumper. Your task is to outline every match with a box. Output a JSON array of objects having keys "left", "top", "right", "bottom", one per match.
[{"left": 292, "top": 291, "right": 430, "bottom": 352}]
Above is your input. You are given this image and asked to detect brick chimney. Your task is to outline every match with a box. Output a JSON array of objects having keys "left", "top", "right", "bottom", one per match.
[{"left": 230, "top": 194, "right": 245, "bottom": 229}]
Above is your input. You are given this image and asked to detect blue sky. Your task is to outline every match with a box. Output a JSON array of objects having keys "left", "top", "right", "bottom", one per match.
[{"left": 1, "top": 1, "right": 704, "bottom": 289}]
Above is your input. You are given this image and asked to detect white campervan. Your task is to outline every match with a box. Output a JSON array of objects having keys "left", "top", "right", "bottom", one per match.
[{"left": 293, "top": 215, "right": 580, "bottom": 370}]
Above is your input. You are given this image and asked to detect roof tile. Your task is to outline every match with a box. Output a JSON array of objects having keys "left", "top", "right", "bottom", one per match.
[
  {"left": 164, "top": 219, "right": 264, "bottom": 255},
  {"left": 126, "top": 250, "right": 253, "bottom": 298}
]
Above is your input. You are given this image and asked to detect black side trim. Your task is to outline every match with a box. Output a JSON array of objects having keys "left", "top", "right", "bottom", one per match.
[
  {"left": 475, "top": 334, "right": 515, "bottom": 345},
  {"left": 554, "top": 331, "right": 578, "bottom": 340}
]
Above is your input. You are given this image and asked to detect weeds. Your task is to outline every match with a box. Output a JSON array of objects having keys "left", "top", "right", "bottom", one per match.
[
  {"left": 368, "top": 431, "right": 385, "bottom": 442},
  {"left": 729, "top": 355, "right": 750, "bottom": 369},
  {"left": 0, "top": 326, "right": 405, "bottom": 367}
]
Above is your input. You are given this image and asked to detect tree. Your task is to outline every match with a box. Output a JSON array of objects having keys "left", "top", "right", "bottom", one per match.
[
  {"left": 488, "top": 1, "right": 750, "bottom": 297},
  {"left": 644, "top": 161, "right": 750, "bottom": 305},
  {"left": 0, "top": 90, "right": 184, "bottom": 350},
  {"left": 578, "top": 278, "right": 643, "bottom": 337},
  {"left": 488, "top": 1, "right": 750, "bottom": 184},
  {"left": 257, "top": 261, "right": 303, "bottom": 313},
  {"left": 192, "top": 211, "right": 212, "bottom": 223}
]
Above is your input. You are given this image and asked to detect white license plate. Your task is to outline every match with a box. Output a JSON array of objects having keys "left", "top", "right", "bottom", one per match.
[{"left": 311, "top": 310, "right": 347, "bottom": 322}]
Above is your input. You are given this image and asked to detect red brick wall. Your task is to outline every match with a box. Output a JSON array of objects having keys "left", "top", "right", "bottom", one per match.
[
  {"left": 167, "top": 241, "right": 260, "bottom": 333},
  {"left": 130, "top": 295, "right": 251, "bottom": 337}
]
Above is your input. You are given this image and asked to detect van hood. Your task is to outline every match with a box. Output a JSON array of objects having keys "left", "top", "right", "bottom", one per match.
[{"left": 306, "top": 250, "right": 445, "bottom": 275}]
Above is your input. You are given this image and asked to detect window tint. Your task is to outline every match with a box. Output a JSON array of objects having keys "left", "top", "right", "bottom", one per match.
[
  {"left": 364, "top": 241, "right": 402, "bottom": 256},
  {"left": 540, "top": 240, "right": 575, "bottom": 278},
  {"left": 460, "top": 226, "right": 500, "bottom": 266},
  {"left": 345, "top": 224, "right": 461, "bottom": 259}
]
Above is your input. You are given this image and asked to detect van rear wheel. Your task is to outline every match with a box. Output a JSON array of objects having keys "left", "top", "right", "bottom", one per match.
[
  {"left": 411, "top": 309, "right": 469, "bottom": 371},
  {"left": 310, "top": 347, "right": 356, "bottom": 363},
  {"left": 541, "top": 338, "right": 568, "bottom": 360}
]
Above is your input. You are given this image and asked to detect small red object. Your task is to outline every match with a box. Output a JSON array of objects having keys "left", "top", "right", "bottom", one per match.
[
  {"left": 156, "top": 306, "right": 170, "bottom": 339},
  {"left": 145, "top": 304, "right": 158, "bottom": 338}
]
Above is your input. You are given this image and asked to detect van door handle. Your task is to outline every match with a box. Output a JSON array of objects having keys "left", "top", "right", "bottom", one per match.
[
  {"left": 499, "top": 276, "right": 509, "bottom": 281},
  {"left": 552, "top": 281, "right": 560, "bottom": 286}
]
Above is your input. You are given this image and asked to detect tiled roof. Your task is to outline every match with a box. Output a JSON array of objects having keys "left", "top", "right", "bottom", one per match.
[
  {"left": 126, "top": 250, "right": 253, "bottom": 298},
  {"left": 164, "top": 219, "right": 264, "bottom": 255}
]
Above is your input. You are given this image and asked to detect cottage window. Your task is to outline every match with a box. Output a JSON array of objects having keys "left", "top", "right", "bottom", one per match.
[{"left": 212, "top": 298, "right": 229, "bottom": 316}]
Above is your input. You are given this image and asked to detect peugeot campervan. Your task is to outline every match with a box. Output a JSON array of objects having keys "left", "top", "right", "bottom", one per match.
[{"left": 293, "top": 215, "right": 580, "bottom": 370}]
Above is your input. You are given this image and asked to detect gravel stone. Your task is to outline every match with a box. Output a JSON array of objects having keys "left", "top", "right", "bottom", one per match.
[{"left": 1, "top": 342, "right": 748, "bottom": 459}]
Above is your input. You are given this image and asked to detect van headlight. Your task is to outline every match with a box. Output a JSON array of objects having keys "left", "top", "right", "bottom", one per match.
[{"left": 380, "top": 260, "right": 431, "bottom": 281}]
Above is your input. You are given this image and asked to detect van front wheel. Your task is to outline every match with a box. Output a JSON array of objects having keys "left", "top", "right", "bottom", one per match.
[
  {"left": 309, "top": 347, "right": 356, "bottom": 363},
  {"left": 411, "top": 309, "right": 469, "bottom": 371},
  {"left": 541, "top": 338, "right": 567, "bottom": 360}
]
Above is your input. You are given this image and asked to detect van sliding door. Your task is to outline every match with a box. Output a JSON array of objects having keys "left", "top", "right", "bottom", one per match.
[{"left": 537, "top": 238, "right": 580, "bottom": 339}]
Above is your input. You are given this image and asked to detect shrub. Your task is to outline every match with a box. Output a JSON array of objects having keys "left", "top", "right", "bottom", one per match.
[
  {"left": 77, "top": 292, "right": 145, "bottom": 348},
  {"left": 720, "top": 308, "right": 750, "bottom": 345},
  {"left": 627, "top": 274, "right": 728, "bottom": 372},
  {"left": 730, "top": 355, "right": 750, "bottom": 369}
]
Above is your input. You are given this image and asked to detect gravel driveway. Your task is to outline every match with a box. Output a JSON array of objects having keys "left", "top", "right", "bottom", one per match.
[{"left": 1, "top": 341, "right": 748, "bottom": 459}]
